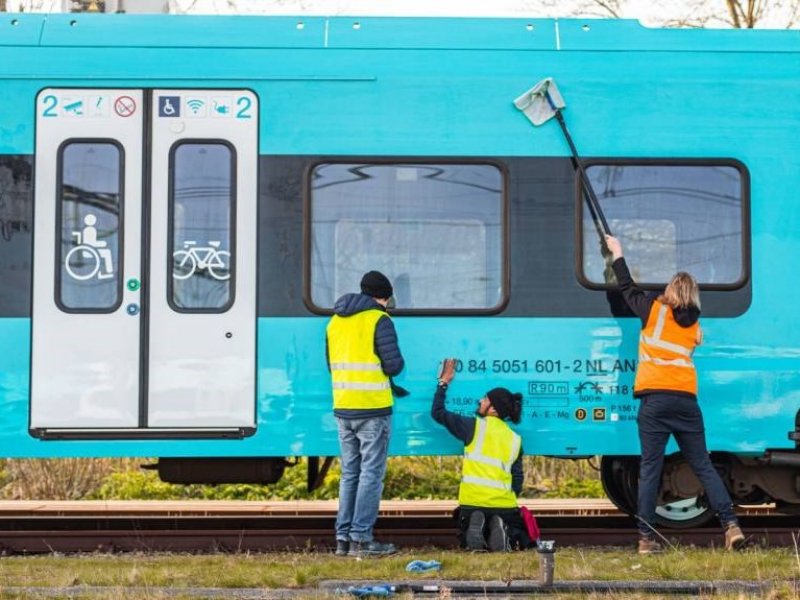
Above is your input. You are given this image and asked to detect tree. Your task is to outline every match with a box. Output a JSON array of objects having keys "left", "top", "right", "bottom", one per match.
[
  {"left": 721, "top": 0, "right": 799, "bottom": 29},
  {"left": 525, "top": 0, "right": 799, "bottom": 29},
  {"left": 658, "top": 0, "right": 799, "bottom": 29}
]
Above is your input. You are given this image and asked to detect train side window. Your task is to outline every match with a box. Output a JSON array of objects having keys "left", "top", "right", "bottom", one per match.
[
  {"left": 579, "top": 162, "right": 748, "bottom": 289},
  {"left": 168, "top": 141, "right": 236, "bottom": 312},
  {"left": 308, "top": 162, "right": 506, "bottom": 312},
  {"left": 57, "top": 141, "right": 123, "bottom": 312}
]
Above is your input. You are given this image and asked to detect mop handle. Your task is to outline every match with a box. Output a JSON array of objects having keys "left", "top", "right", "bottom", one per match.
[{"left": 545, "top": 92, "right": 613, "bottom": 237}]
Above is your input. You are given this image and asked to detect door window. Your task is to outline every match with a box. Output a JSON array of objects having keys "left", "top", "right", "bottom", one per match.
[
  {"left": 168, "top": 141, "right": 235, "bottom": 312},
  {"left": 57, "top": 141, "right": 123, "bottom": 312}
]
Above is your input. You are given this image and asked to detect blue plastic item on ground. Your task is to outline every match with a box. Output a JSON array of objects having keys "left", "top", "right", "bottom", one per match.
[
  {"left": 405, "top": 559, "right": 442, "bottom": 572},
  {"left": 346, "top": 584, "right": 395, "bottom": 597}
]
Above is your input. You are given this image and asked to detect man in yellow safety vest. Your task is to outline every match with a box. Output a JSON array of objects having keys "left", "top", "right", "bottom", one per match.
[
  {"left": 326, "top": 271, "right": 405, "bottom": 558},
  {"left": 431, "top": 358, "right": 534, "bottom": 552}
]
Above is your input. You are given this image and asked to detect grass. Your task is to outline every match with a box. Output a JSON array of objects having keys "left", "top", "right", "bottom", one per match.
[
  {"left": 0, "top": 456, "right": 604, "bottom": 501},
  {"left": 0, "top": 546, "right": 797, "bottom": 589}
]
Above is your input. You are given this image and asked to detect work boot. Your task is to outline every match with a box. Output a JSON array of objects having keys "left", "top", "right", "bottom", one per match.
[
  {"left": 638, "top": 536, "right": 663, "bottom": 555},
  {"left": 465, "top": 511, "right": 487, "bottom": 551},
  {"left": 487, "top": 515, "right": 510, "bottom": 552},
  {"left": 335, "top": 539, "right": 350, "bottom": 557},
  {"left": 724, "top": 523, "right": 745, "bottom": 551},
  {"left": 348, "top": 540, "right": 397, "bottom": 558}
]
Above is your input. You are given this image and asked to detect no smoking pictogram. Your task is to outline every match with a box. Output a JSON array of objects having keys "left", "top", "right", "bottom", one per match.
[{"left": 114, "top": 95, "right": 136, "bottom": 117}]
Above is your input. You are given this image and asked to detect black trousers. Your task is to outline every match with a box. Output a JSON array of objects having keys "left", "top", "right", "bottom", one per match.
[
  {"left": 637, "top": 393, "right": 737, "bottom": 536},
  {"left": 454, "top": 506, "right": 534, "bottom": 550}
]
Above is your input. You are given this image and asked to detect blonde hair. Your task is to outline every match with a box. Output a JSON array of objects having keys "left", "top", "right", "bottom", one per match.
[{"left": 658, "top": 272, "right": 700, "bottom": 310}]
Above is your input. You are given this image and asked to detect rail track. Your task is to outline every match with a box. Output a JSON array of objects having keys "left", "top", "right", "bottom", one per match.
[{"left": 0, "top": 499, "right": 795, "bottom": 554}]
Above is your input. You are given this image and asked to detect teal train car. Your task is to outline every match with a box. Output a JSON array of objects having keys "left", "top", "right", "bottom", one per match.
[{"left": 0, "top": 13, "right": 798, "bottom": 527}]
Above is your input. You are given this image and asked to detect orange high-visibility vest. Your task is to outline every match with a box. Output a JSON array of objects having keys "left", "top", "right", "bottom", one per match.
[{"left": 634, "top": 300, "right": 700, "bottom": 396}]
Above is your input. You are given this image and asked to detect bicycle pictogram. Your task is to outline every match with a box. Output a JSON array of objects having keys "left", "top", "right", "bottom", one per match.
[{"left": 172, "top": 240, "right": 230, "bottom": 281}]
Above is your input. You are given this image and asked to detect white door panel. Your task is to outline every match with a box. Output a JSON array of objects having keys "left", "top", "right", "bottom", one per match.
[
  {"left": 147, "top": 89, "right": 257, "bottom": 428},
  {"left": 30, "top": 88, "right": 257, "bottom": 436},
  {"left": 31, "top": 89, "right": 143, "bottom": 430}
]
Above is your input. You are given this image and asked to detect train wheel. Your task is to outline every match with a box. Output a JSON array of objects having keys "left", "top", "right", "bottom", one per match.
[
  {"left": 602, "top": 455, "right": 716, "bottom": 529},
  {"left": 600, "top": 455, "right": 639, "bottom": 516},
  {"left": 655, "top": 496, "right": 713, "bottom": 528}
]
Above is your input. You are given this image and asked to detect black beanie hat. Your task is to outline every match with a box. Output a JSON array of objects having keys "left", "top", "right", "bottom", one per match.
[
  {"left": 487, "top": 387, "right": 514, "bottom": 420},
  {"left": 360, "top": 270, "right": 393, "bottom": 300}
]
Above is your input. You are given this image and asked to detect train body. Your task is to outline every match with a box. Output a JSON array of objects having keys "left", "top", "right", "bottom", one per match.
[{"left": 0, "top": 13, "right": 799, "bottom": 525}]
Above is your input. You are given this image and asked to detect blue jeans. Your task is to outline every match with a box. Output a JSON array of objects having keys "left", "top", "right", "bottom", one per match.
[
  {"left": 637, "top": 394, "right": 737, "bottom": 536},
  {"left": 335, "top": 415, "right": 391, "bottom": 543}
]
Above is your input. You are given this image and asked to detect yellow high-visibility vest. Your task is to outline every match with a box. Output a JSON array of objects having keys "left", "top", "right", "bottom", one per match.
[
  {"left": 459, "top": 417, "right": 521, "bottom": 508},
  {"left": 635, "top": 300, "right": 700, "bottom": 396},
  {"left": 327, "top": 309, "right": 393, "bottom": 410}
]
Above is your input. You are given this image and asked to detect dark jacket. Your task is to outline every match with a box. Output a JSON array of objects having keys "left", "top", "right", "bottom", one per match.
[
  {"left": 612, "top": 257, "right": 701, "bottom": 399},
  {"left": 327, "top": 293, "right": 405, "bottom": 419},
  {"left": 431, "top": 384, "right": 523, "bottom": 498}
]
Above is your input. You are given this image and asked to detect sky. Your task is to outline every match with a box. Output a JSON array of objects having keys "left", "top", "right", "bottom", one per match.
[
  {"left": 175, "top": 1, "right": 800, "bottom": 28},
  {"left": 7, "top": 0, "right": 800, "bottom": 29}
]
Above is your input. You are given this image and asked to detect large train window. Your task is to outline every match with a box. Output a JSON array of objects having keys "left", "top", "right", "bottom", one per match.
[
  {"left": 308, "top": 162, "right": 506, "bottom": 312},
  {"left": 579, "top": 161, "right": 748, "bottom": 289},
  {"left": 56, "top": 140, "right": 123, "bottom": 312},
  {"left": 168, "top": 141, "right": 236, "bottom": 312}
]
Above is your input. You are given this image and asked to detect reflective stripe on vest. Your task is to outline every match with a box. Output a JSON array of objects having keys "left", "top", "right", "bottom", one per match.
[
  {"left": 329, "top": 362, "right": 384, "bottom": 371},
  {"left": 634, "top": 300, "right": 699, "bottom": 396},
  {"left": 461, "top": 475, "right": 512, "bottom": 491},
  {"left": 639, "top": 348, "right": 693, "bottom": 368},
  {"left": 464, "top": 418, "right": 522, "bottom": 473},
  {"left": 641, "top": 304, "right": 694, "bottom": 358},
  {"left": 332, "top": 381, "right": 391, "bottom": 391},
  {"left": 459, "top": 417, "right": 521, "bottom": 509},
  {"left": 327, "top": 309, "right": 393, "bottom": 410}
]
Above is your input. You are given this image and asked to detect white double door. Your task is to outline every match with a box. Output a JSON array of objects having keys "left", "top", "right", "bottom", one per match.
[{"left": 30, "top": 89, "right": 258, "bottom": 437}]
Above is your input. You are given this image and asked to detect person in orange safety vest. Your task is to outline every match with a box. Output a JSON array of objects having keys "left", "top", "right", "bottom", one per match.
[{"left": 604, "top": 235, "right": 745, "bottom": 555}]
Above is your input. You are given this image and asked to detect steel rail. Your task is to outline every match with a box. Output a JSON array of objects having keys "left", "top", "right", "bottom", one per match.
[{"left": 0, "top": 510, "right": 797, "bottom": 554}]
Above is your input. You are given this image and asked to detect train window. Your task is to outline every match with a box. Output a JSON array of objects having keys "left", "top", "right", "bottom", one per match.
[
  {"left": 308, "top": 162, "right": 505, "bottom": 312},
  {"left": 57, "top": 141, "right": 123, "bottom": 312},
  {"left": 579, "top": 162, "right": 747, "bottom": 289},
  {"left": 168, "top": 141, "right": 236, "bottom": 312}
]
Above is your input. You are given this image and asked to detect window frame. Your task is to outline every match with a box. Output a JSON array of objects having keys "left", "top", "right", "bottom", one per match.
[
  {"left": 166, "top": 138, "right": 237, "bottom": 314},
  {"left": 54, "top": 138, "right": 125, "bottom": 315},
  {"left": 303, "top": 157, "right": 510, "bottom": 316},
  {"left": 575, "top": 158, "right": 751, "bottom": 292}
]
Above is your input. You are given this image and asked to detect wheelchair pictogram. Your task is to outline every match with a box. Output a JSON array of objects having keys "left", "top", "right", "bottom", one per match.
[
  {"left": 172, "top": 241, "right": 230, "bottom": 281},
  {"left": 64, "top": 214, "right": 114, "bottom": 281}
]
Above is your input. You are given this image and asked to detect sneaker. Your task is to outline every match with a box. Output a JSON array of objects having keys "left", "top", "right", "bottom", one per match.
[
  {"left": 638, "top": 536, "right": 663, "bottom": 555},
  {"left": 465, "top": 511, "right": 487, "bottom": 551},
  {"left": 335, "top": 539, "right": 350, "bottom": 557},
  {"left": 347, "top": 540, "right": 397, "bottom": 558},
  {"left": 487, "top": 515, "right": 509, "bottom": 552},
  {"left": 724, "top": 523, "right": 745, "bottom": 551}
]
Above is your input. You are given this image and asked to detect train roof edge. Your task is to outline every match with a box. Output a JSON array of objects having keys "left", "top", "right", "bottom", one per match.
[{"left": 0, "top": 14, "right": 798, "bottom": 52}]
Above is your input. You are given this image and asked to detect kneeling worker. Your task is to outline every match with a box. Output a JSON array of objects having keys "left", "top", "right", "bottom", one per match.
[{"left": 431, "top": 358, "right": 533, "bottom": 551}]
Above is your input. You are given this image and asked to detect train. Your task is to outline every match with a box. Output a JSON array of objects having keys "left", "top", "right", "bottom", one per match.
[{"left": 0, "top": 12, "right": 798, "bottom": 528}]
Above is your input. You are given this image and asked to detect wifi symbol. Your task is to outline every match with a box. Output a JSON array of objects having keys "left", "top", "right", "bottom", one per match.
[{"left": 186, "top": 99, "right": 205, "bottom": 115}]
